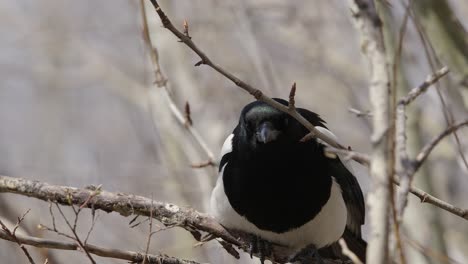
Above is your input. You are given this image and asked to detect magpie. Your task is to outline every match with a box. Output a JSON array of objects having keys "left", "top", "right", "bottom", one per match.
[{"left": 210, "top": 98, "right": 366, "bottom": 263}]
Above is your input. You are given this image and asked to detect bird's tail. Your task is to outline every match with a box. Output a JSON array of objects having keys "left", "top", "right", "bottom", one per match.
[{"left": 319, "top": 228, "right": 367, "bottom": 263}]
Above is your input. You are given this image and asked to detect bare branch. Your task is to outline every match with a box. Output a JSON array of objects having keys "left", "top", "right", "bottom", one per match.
[
  {"left": 0, "top": 210, "right": 36, "bottom": 264},
  {"left": 142, "top": 197, "right": 154, "bottom": 264},
  {"left": 184, "top": 101, "right": 193, "bottom": 127},
  {"left": 0, "top": 230, "right": 200, "bottom": 264},
  {"left": 396, "top": 67, "right": 451, "bottom": 219},
  {"left": 0, "top": 175, "right": 346, "bottom": 263},
  {"left": 399, "top": 67, "right": 449, "bottom": 105},
  {"left": 55, "top": 203, "right": 96, "bottom": 264},
  {"left": 393, "top": 177, "right": 468, "bottom": 220},
  {"left": 288, "top": 82, "right": 297, "bottom": 111},
  {"left": 348, "top": 108, "right": 372, "bottom": 118},
  {"left": 324, "top": 147, "right": 371, "bottom": 167},
  {"left": 324, "top": 145, "right": 468, "bottom": 220},
  {"left": 84, "top": 212, "right": 98, "bottom": 245},
  {"left": 338, "top": 239, "right": 364, "bottom": 264},
  {"left": 402, "top": 235, "right": 464, "bottom": 264},
  {"left": 147, "top": 0, "right": 347, "bottom": 152},
  {"left": 415, "top": 119, "right": 468, "bottom": 172},
  {"left": 190, "top": 160, "right": 216, "bottom": 168}
]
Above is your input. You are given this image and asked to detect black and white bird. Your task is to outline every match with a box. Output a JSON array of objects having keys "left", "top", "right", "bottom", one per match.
[{"left": 210, "top": 98, "right": 366, "bottom": 263}]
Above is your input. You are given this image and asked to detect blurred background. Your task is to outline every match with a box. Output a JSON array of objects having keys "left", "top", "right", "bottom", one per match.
[{"left": 0, "top": 0, "right": 467, "bottom": 263}]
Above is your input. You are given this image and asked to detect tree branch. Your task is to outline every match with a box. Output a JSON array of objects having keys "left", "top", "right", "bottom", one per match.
[
  {"left": 147, "top": 0, "right": 347, "bottom": 153},
  {"left": 0, "top": 210, "right": 36, "bottom": 264},
  {"left": 0, "top": 175, "right": 344, "bottom": 263},
  {"left": 0, "top": 229, "right": 199, "bottom": 264},
  {"left": 399, "top": 67, "right": 449, "bottom": 105},
  {"left": 414, "top": 120, "right": 468, "bottom": 172},
  {"left": 396, "top": 66, "right": 451, "bottom": 218}
]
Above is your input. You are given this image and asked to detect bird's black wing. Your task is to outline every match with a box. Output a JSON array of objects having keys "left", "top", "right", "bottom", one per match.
[
  {"left": 298, "top": 107, "right": 365, "bottom": 235},
  {"left": 328, "top": 157, "right": 365, "bottom": 236}
]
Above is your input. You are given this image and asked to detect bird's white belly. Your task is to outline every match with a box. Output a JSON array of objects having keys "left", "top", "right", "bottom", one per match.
[{"left": 210, "top": 169, "right": 347, "bottom": 249}]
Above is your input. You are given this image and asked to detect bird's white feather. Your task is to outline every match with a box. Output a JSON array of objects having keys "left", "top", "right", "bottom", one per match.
[
  {"left": 315, "top": 126, "right": 355, "bottom": 174},
  {"left": 220, "top": 134, "right": 234, "bottom": 157}
]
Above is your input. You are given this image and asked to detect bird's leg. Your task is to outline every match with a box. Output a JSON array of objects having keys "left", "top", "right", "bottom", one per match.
[
  {"left": 289, "top": 244, "right": 324, "bottom": 264},
  {"left": 248, "top": 234, "right": 273, "bottom": 264}
]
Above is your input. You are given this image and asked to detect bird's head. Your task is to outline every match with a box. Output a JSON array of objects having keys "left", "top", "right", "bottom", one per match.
[{"left": 238, "top": 99, "right": 308, "bottom": 151}]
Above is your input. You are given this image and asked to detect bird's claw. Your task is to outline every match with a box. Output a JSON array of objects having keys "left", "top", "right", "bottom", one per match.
[
  {"left": 248, "top": 234, "right": 273, "bottom": 264},
  {"left": 290, "top": 244, "right": 324, "bottom": 264}
]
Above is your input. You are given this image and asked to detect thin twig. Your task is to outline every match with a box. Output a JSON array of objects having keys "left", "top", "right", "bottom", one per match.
[
  {"left": 184, "top": 101, "right": 193, "bottom": 127},
  {"left": 84, "top": 212, "right": 99, "bottom": 245},
  {"left": 396, "top": 67, "right": 450, "bottom": 218},
  {"left": 324, "top": 147, "right": 370, "bottom": 167},
  {"left": 288, "top": 82, "right": 296, "bottom": 111},
  {"left": 0, "top": 229, "right": 200, "bottom": 264},
  {"left": 399, "top": 67, "right": 449, "bottom": 105},
  {"left": 415, "top": 119, "right": 468, "bottom": 172},
  {"left": 348, "top": 108, "right": 372, "bottom": 118},
  {"left": 338, "top": 238, "right": 364, "bottom": 264},
  {"left": 142, "top": 196, "right": 154, "bottom": 264},
  {"left": 409, "top": 6, "right": 468, "bottom": 172},
  {"left": 402, "top": 235, "right": 463, "bottom": 264},
  {"left": 190, "top": 160, "right": 215, "bottom": 168},
  {"left": 55, "top": 203, "right": 97, "bottom": 264},
  {"left": 0, "top": 210, "right": 36, "bottom": 264}
]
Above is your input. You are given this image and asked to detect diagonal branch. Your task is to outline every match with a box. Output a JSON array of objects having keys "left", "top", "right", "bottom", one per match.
[
  {"left": 147, "top": 0, "right": 347, "bottom": 153},
  {"left": 399, "top": 67, "right": 449, "bottom": 106},
  {"left": 414, "top": 120, "right": 468, "bottom": 172}
]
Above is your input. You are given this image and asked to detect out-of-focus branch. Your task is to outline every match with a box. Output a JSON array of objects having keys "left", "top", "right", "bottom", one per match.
[
  {"left": 414, "top": 120, "right": 468, "bottom": 171},
  {"left": 147, "top": 0, "right": 348, "bottom": 153},
  {"left": 140, "top": 0, "right": 216, "bottom": 168},
  {"left": 0, "top": 175, "right": 343, "bottom": 264},
  {"left": 399, "top": 67, "right": 450, "bottom": 105},
  {"left": 347, "top": 0, "right": 391, "bottom": 263},
  {"left": 0, "top": 229, "right": 200, "bottom": 264},
  {"left": 396, "top": 67, "right": 450, "bottom": 217},
  {"left": 412, "top": 0, "right": 468, "bottom": 90},
  {"left": 325, "top": 144, "right": 468, "bottom": 221},
  {"left": 409, "top": 1, "right": 468, "bottom": 175}
]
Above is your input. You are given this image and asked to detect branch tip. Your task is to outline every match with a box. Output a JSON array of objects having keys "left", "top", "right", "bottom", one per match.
[
  {"left": 288, "top": 82, "right": 296, "bottom": 110},
  {"left": 183, "top": 19, "right": 191, "bottom": 39},
  {"left": 184, "top": 101, "right": 193, "bottom": 127}
]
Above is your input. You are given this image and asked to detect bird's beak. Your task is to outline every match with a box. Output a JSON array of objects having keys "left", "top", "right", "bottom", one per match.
[{"left": 256, "top": 122, "right": 280, "bottom": 144}]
